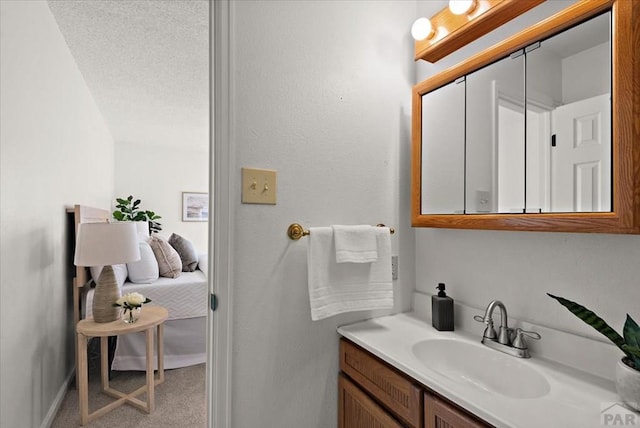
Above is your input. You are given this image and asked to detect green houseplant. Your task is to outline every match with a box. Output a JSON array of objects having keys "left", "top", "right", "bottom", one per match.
[
  {"left": 547, "top": 293, "right": 640, "bottom": 410},
  {"left": 112, "top": 195, "right": 162, "bottom": 234}
]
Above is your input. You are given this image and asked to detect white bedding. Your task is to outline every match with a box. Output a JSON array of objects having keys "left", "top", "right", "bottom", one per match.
[
  {"left": 85, "top": 270, "right": 208, "bottom": 321},
  {"left": 112, "top": 317, "right": 206, "bottom": 370},
  {"left": 84, "top": 269, "right": 208, "bottom": 370}
]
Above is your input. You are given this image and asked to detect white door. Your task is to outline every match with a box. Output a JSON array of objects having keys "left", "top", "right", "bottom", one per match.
[{"left": 551, "top": 94, "right": 611, "bottom": 212}]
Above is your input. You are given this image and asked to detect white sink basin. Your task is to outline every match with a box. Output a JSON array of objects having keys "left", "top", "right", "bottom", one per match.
[{"left": 411, "top": 339, "right": 551, "bottom": 399}]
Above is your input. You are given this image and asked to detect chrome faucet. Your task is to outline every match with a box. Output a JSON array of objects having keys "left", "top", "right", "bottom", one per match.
[
  {"left": 474, "top": 300, "right": 540, "bottom": 358},
  {"left": 479, "top": 300, "right": 510, "bottom": 344}
]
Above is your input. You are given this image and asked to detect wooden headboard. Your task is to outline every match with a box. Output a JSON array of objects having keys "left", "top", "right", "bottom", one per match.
[{"left": 67, "top": 204, "right": 110, "bottom": 325}]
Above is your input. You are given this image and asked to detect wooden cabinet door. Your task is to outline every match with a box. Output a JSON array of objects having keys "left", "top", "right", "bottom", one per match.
[
  {"left": 424, "top": 392, "right": 490, "bottom": 428},
  {"left": 339, "top": 374, "right": 404, "bottom": 428},
  {"left": 340, "top": 339, "right": 422, "bottom": 427}
]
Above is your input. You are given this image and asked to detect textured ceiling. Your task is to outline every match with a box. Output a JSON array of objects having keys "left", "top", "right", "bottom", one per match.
[{"left": 48, "top": 0, "right": 209, "bottom": 151}]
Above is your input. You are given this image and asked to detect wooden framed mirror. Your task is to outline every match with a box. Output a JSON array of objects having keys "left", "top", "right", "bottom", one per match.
[{"left": 411, "top": 0, "right": 639, "bottom": 233}]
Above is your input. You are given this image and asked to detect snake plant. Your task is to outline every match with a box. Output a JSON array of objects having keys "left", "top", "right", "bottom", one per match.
[{"left": 547, "top": 293, "right": 640, "bottom": 370}]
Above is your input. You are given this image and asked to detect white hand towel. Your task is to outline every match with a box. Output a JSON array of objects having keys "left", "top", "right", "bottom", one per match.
[
  {"left": 307, "top": 226, "right": 393, "bottom": 321},
  {"left": 332, "top": 225, "right": 378, "bottom": 263}
]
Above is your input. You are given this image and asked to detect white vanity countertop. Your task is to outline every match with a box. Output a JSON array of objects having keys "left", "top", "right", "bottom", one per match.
[{"left": 338, "top": 313, "right": 621, "bottom": 428}]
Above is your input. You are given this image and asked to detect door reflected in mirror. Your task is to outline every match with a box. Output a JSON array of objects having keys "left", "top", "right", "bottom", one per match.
[
  {"left": 526, "top": 11, "right": 611, "bottom": 213},
  {"left": 467, "top": 53, "right": 525, "bottom": 214}
]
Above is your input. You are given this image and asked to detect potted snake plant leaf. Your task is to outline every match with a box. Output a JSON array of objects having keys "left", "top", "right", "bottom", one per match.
[{"left": 547, "top": 293, "right": 640, "bottom": 410}]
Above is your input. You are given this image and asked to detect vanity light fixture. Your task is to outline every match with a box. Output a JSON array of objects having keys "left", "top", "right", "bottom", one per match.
[
  {"left": 449, "top": 0, "right": 477, "bottom": 16},
  {"left": 411, "top": 17, "right": 435, "bottom": 41},
  {"left": 414, "top": 0, "right": 546, "bottom": 63}
]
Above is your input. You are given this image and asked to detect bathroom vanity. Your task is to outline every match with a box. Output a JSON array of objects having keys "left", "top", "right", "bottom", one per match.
[
  {"left": 339, "top": 338, "right": 489, "bottom": 427},
  {"left": 338, "top": 313, "right": 620, "bottom": 428}
]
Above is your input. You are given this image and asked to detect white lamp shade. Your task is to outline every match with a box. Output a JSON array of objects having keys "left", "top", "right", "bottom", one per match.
[{"left": 74, "top": 222, "right": 141, "bottom": 266}]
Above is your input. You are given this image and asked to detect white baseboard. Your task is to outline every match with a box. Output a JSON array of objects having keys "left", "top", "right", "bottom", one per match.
[{"left": 40, "top": 369, "right": 74, "bottom": 428}]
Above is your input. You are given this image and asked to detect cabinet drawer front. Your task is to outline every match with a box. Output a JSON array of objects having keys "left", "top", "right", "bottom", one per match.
[
  {"left": 339, "top": 374, "right": 404, "bottom": 428},
  {"left": 424, "top": 392, "right": 491, "bottom": 428},
  {"left": 340, "top": 339, "right": 422, "bottom": 427}
]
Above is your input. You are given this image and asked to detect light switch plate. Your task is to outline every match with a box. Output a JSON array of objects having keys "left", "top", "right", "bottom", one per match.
[{"left": 242, "top": 168, "right": 277, "bottom": 205}]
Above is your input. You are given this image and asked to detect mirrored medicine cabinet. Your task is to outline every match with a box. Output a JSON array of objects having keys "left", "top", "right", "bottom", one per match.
[{"left": 411, "top": 0, "right": 639, "bottom": 233}]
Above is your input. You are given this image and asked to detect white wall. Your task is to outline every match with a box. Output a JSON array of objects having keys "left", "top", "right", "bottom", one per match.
[
  {"left": 414, "top": 0, "right": 640, "bottom": 356},
  {"left": 0, "top": 1, "right": 115, "bottom": 426},
  {"left": 226, "top": 1, "right": 416, "bottom": 425},
  {"left": 562, "top": 42, "right": 609, "bottom": 104},
  {"left": 114, "top": 142, "right": 208, "bottom": 252}
]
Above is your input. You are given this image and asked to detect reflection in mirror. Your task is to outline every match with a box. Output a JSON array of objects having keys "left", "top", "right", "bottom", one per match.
[
  {"left": 421, "top": 80, "right": 465, "bottom": 214},
  {"left": 466, "top": 54, "right": 525, "bottom": 214},
  {"left": 526, "top": 12, "right": 611, "bottom": 213}
]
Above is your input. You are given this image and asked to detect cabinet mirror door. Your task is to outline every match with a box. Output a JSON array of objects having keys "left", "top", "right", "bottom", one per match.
[
  {"left": 466, "top": 54, "right": 525, "bottom": 214},
  {"left": 421, "top": 80, "right": 465, "bottom": 215},
  {"left": 526, "top": 11, "right": 611, "bottom": 213}
]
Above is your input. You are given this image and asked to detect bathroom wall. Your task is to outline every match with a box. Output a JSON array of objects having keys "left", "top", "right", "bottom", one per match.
[
  {"left": 414, "top": 0, "right": 640, "bottom": 357},
  {"left": 0, "top": 1, "right": 115, "bottom": 426},
  {"left": 226, "top": 1, "right": 416, "bottom": 425}
]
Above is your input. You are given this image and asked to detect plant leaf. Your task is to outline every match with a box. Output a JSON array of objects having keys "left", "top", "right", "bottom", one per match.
[
  {"left": 623, "top": 314, "right": 640, "bottom": 360},
  {"left": 547, "top": 293, "right": 626, "bottom": 353},
  {"left": 622, "top": 345, "right": 640, "bottom": 358},
  {"left": 621, "top": 344, "right": 640, "bottom": 368},
  {"left": 116, "top": 198, "right": 128, "bottom": 205},
  {"left": 113, "top": 211, "right": 124, "bottom": 221}
]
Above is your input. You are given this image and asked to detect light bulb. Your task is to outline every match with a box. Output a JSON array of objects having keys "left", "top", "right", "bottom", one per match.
[
  {"left": 449, "top": 0, "right": 476, "bottom": 15},
  {"left": 411, "top": 17, "right": 434, "bottom": 41}
]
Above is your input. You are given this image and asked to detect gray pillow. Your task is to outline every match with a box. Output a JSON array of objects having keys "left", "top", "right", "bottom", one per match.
[
  {"left": 168, "top": 233, "right": 199, "bottom": 272},
  {"left": 149, "top": 235, "right": 182, "bottom": 278}
]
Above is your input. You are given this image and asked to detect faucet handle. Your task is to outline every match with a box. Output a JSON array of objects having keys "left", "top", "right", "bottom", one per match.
[
  {"left": 473, "top": 315, "right": 485, "bottom": 323},
  {"left": 474, "top": 315, "right": 498, "bottom": 340},
  {"left": 512, "top": 328, "right": 541, "bottom": 349}
]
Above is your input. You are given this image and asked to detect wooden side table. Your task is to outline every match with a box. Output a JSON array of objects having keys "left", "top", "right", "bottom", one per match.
[{"left": 76, "top": 305, "right": 168, "bottom": 426}]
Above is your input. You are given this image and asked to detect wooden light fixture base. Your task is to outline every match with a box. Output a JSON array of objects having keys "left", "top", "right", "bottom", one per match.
[{"left": 415, "top": 0, "right": 545, "bottom": 63}]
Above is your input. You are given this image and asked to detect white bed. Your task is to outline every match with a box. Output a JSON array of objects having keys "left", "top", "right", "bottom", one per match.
[
  {"left": 85, "top": 270, "right": 208, "bottom": 370},
  {"left": 69, "top": 204, "right": 208, "bottom": 372}
]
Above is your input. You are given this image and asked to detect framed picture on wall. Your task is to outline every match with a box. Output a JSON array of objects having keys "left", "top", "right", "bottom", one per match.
[{"left": 182, "top": 192, "right": 209, "bottom": 222}]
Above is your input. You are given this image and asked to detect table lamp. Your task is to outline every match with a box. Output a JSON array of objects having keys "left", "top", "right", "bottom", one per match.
[{"left": 74, "top": 222, "right": 141, "bottom": 323}]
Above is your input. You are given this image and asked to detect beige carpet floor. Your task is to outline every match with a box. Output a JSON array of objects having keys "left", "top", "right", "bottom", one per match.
[{"left": 51, "top": 363, "right": 206, "bottom": 427}]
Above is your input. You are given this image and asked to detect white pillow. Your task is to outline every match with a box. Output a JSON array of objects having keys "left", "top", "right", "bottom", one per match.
[
  {"left": 90, "top": 264, "right": 128, "bottom": 290},
  {"left": 135, "top": 221, "right": 150, "bottom": 241},
  {"left": 197, "top": 253, "right": 208, "bottom": 276},
  {"left": 127, "top": 241, "right": 159, "bottom": 284}
]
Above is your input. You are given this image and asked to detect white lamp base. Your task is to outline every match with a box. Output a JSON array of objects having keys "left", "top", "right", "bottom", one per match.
[{"left": 92, "top": 265, "right": 121, "bottom": 323}]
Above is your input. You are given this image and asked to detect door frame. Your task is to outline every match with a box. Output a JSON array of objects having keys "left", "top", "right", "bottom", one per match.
[
  {"left": 209, "top": 0, "right": 233, "bottom": 426},
  {"left": 491, "top": 82, "right": 555, "bottom": 213}
]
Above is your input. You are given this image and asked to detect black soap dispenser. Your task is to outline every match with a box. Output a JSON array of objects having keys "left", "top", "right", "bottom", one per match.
[{"left": 432, "top": 283, "right": 454, "bottom": 331}]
